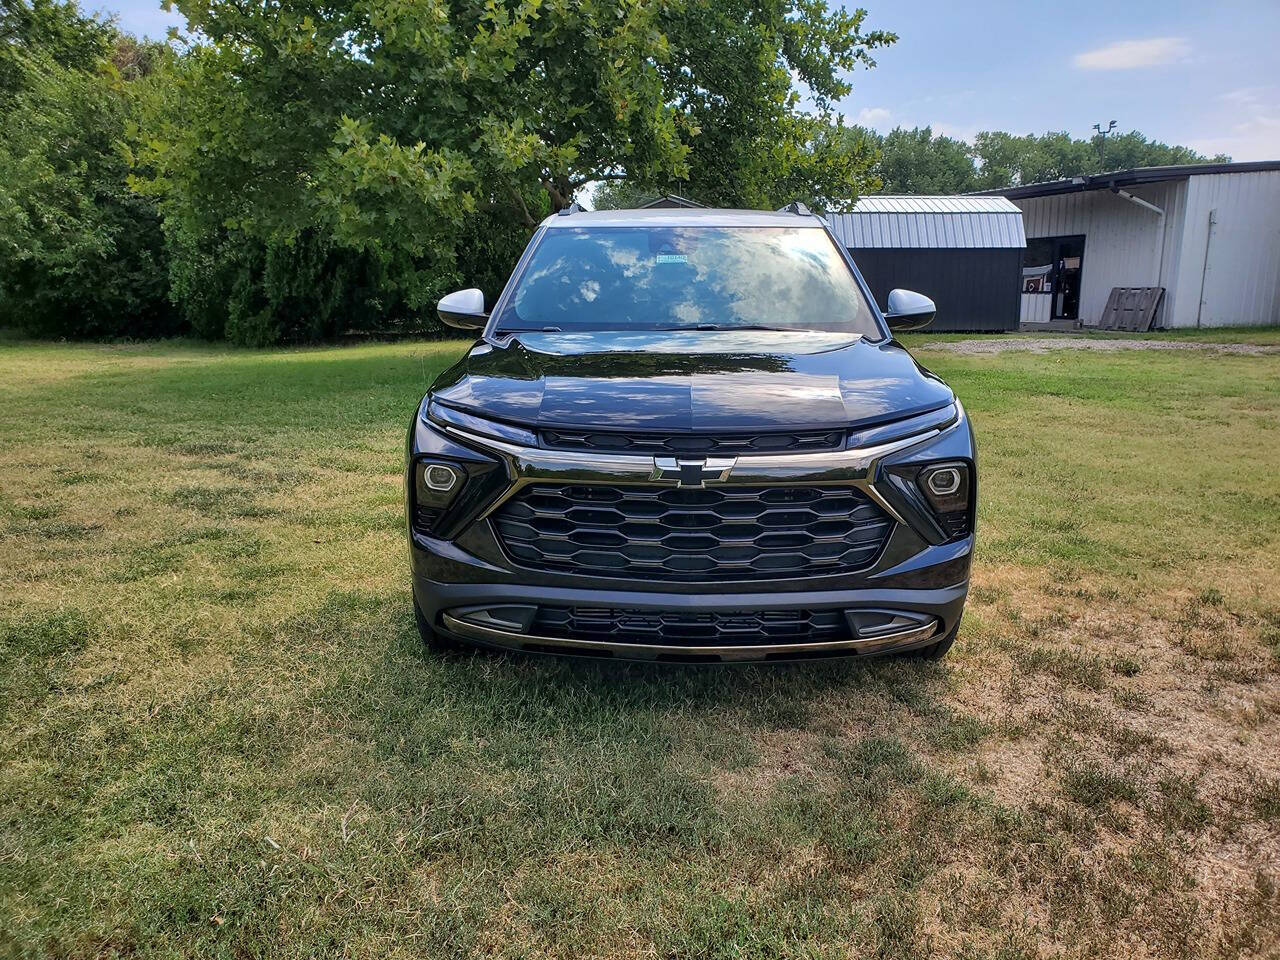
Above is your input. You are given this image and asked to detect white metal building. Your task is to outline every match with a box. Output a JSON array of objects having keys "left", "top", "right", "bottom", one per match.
[{"left": 983, "top": 161, "right": 1280, "bottom": 329}]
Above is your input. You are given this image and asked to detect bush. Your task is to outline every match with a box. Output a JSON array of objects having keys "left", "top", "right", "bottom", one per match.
[{"left": 0, "top": 12, "right": 176, "bottom": 339}]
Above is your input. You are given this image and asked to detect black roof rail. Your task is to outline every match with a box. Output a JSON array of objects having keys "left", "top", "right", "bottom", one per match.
[
  {"left": 556, "top": 201, "right": 584, "bottom": 217},
  {"left": 778, "top": 201, "right": 813, "bottom": 216}
]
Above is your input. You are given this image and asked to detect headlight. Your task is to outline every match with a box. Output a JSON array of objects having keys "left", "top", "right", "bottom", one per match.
[
  {"left": 412, "top": 459, "right": 468, "bottom": 533},
  {"left": 426, "top": 400, "right": 536, "bottom": 447},
  {"left": 917, "top": 462, "right": 971, "bottom": 538}
]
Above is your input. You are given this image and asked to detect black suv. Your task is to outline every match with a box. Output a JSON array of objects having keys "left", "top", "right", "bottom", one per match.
[{"left": 406, "top": 207, "right": 976, "bottom": 662}]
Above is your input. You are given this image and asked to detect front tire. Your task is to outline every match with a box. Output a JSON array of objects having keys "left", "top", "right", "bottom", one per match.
[
  {"left": 414, "top": 599, "right": 459, "bottom": 654},
  {"left": 909, "top": 621, "right": 960, "bottom": 661}
]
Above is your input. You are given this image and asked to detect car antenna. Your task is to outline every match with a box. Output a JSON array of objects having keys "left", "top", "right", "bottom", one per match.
[
  {"left": 556, "top": 201, "right": 584, "bottom": 217},
  {"left": 778, "top": 201, "right": 812, "bottom": 216}
]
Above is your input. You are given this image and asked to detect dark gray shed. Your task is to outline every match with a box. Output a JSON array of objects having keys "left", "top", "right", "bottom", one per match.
[{"left": 825, "top": 196, "right": 1027, "bottom": 332}]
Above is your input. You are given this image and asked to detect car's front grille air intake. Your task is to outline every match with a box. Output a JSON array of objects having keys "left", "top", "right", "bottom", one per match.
[
  {"left": 540, "top": 429, "right": 844, "bottom": 454},
  {"left": 531, "top": 606, "right": 849, "bottom": 647},
  {"left": 492, "top": 483, "right": 892, "bottom": 581}
]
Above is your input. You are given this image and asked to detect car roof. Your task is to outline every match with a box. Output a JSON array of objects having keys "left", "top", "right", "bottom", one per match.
[{"left": 540, "top": 208, "right": 824, "bottom": 229}]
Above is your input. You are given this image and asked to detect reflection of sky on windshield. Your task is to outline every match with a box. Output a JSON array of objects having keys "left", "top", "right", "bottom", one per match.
[
  {"left": 504, "top": 227, "right": 877, "bottom": 336},
  {"left": 520, "top": 330, "right": 860, "bottom": 356}
]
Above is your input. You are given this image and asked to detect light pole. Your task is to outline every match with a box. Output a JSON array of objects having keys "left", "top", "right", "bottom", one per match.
[{"left": 1092, "top": 120, "right": 1117, "bottom": 171}]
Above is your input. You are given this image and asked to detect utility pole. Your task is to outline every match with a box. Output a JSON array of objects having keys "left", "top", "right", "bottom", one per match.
[{"left": 1092, "top": 120, "right": 1117, "bottom": 171}]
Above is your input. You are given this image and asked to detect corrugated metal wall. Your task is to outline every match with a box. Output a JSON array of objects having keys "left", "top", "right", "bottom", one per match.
[
  {"left": 1167, "top": 171, "right": 1280, "bottom": 327},
  {"left": 826, "top": 196, "right": 1025, "bottom": 249},
  {"left": 851, "top": 248, "right": 1022, "bottom": 331},
  {"left": 1013, "top": 180, "right": 1187, "bottom": 325}
]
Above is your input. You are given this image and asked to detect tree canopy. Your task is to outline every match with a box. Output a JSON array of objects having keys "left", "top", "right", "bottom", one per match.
[
  {"left": 843, "top": 125, "right": 1230, "bottom": 197},
  {"left": 126, "top": 0, "right": 895, "bottom": 341},
  {"left": 0, "top": 0, "right": 174, "bottom": 336}
]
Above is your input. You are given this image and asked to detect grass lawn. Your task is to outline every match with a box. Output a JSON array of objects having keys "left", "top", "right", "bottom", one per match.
[{"left": 2, "top": 336, "right": 1279, "bottom": 959}]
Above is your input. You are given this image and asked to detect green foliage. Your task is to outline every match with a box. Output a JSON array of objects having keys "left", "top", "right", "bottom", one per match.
[
  {"left": 0, "top": 0, "right": 114, "bottom": 102},
  {"left": 0, "top": 2, "right": 175, "bottom": 337},
  {"left": 864, "top": 125, "right": 978, "bottom": 195},
  {"left": 127, "top": 0, "right": 893, "bottom": 342},
  {"left": 837, "top": 125, "right": 1232, "bottom": 196},
  {"left": 641, "top": 0, "right": 895, "bottom": 209}
]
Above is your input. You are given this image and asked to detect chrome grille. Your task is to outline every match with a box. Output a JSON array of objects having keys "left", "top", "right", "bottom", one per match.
[
  {"left": 532, "top": 606, "right": 849, "bottom": 647},
  {"left": 492, "top": 484, "right": 893, "bottom": 580},
  {"left": 540, "top": 429, "right": 844, "bottom": 454}
]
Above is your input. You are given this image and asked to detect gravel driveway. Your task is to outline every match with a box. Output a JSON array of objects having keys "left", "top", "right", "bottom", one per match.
[{"left": 923, "top": 336, "right": 1280, "bottom": 355}]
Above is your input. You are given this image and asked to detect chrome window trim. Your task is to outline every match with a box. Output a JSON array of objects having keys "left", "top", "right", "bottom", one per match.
[{"left": 437, "top": 421, "right": 944, "bottom": 527}]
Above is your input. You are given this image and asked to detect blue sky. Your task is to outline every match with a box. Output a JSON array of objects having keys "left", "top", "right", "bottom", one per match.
[{"left": 101, "top": 0, "right": 1280, "bottom": 161}]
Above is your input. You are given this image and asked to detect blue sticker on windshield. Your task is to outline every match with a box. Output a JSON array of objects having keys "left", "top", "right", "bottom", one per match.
[{"left": 655, "top": 254, "right": 688, "bottom": 264}]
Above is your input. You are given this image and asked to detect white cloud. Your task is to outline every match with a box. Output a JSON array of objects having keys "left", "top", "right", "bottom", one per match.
[
  {"left": 1072, "top": 37, "right": 1191, "bottom": 71},
  {"left": 851, "top": 107, "right": 892, "bottom": 130},
  {"left": 1220, "top": 87, "right": 1268, "bottom": 106},
  {"left": 930, "top": 122, "right": 980, "bottom": 143},
  {"left": 1191, "top": 86, "right": 1280, "bottom": 161}
]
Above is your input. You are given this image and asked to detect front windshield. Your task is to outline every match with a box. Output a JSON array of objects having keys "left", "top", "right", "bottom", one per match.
[{"left": 494, "top": 225, "right": 881, "bottom": 337}]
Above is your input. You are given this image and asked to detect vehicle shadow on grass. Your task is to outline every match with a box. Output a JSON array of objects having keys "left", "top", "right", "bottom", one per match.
[
  {"left": 304, "top": 590, "right": 960, "bottom": 808},
  {"left": 276, "top": 592, "right": 1009, "bottom": 958}
]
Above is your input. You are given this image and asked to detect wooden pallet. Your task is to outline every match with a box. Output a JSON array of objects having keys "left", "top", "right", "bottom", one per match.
[{"left": 1097, "top": 287, "right": 1165, "bottom": 332}]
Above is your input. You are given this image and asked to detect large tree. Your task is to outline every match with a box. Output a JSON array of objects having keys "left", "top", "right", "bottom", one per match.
[
  {"left": 137, "top": 0, "right": 895, "bottom": 341},
  {"left": 863, "top": 125, "right": 977, "bottom": 195},
  {"left": 970, "top": 129, "right": 1229, "bottom": 190},
  {"left": 0, "top": 0, "right": 174, "bottom": 337},
  {"left": 829, "top": 125, "right": 1233, "bottom": 197}
]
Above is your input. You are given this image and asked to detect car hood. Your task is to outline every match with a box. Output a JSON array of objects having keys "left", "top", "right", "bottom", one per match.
[{"left": 429, "top": 330, "right": 954, "bottom": 433}]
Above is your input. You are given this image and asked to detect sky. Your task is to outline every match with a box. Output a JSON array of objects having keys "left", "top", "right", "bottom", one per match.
[{"left": 101, "top": 0, "right": 1280, "bottom": 162}]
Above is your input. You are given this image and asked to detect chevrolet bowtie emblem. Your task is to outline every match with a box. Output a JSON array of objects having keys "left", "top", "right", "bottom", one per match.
[{"left": 650, "top": 456, "right": 737, "bottom": 488}]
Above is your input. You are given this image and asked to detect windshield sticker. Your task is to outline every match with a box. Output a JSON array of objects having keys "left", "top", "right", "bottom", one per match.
[{"left": 655, "top": 253, "right": 688, "bottom": 264}]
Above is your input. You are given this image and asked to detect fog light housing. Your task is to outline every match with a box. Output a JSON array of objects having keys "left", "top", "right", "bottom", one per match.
[
  {"left": 925, "top": 466, "right": 962, "bottom": 497},
  {"left": 413, "top": 459, "right": 467, "bottom": 533},
  {"left": 424, "top": 463, "right": 460, "bottom": 493},
  {"left": 918, "top": 462, "right": 971, "bottom": 539}
]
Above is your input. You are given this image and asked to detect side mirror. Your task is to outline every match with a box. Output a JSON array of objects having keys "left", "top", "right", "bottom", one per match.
[
  {"left": 884, "top": 289, "right": 936, "bottom": 332},
  {"left": 437, "top": 288, "right": 488, "bottom": 330}
]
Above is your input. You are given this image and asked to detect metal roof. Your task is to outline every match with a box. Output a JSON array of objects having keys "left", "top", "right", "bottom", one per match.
[
  {"left": 973, "top": 159, "right": 1280, "bottom": 201},
  {"left": 824, "top": 195, "right": 1026, "bottom": 249}
]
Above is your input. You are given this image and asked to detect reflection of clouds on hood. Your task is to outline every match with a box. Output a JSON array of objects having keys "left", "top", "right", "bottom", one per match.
[{"left": 690, "top": 371, "right": 848, "bottom": 425}]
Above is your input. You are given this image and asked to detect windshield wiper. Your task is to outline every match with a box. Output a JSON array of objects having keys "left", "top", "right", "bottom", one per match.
[{"left": 675, "top": 324, "right": 790, "bottom": 332}]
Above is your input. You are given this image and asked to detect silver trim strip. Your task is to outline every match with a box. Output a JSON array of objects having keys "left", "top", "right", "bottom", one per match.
[
  {"left": 439, "top": 422, "right": 939, "bottom": 524},
  {"left": 442, "top": 612, "right": 938, "bottom": 662}
]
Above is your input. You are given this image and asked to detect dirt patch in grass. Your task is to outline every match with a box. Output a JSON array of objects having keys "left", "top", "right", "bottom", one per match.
[
  {"left": 699, "top": 559, "right": 1280, "bottom": 956},
  {"left": 928, "top": 336, "right": 1280, "bottom": 356}
]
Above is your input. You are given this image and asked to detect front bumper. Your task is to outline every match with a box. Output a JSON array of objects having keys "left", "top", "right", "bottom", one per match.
[{"left": 406, "top": 401, "right": 976, "bottom": 662}]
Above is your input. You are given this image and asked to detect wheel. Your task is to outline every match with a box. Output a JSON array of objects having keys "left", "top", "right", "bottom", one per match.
[
  {"left": 414, "top": 598, "right": 460, "bottom": 654},
  {"left": 908, "top": 621, "right": 960, "bottom": 661}
]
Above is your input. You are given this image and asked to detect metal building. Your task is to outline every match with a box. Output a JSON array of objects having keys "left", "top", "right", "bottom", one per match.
[
  {"left": 825, "top": 196, "right": 1027, "bottom": 331},
  {"left": 981, "top": 161, "right": 1280, "bottom": 329}
]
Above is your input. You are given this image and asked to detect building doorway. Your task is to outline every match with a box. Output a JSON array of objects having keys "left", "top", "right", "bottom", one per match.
[{"left": 1022, "top": 235, "right": 1086, "bottom": 320}]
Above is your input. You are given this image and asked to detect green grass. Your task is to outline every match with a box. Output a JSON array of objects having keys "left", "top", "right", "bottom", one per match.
[{"left": 2, "top": 337, "right": 1279, "bottom": 958}]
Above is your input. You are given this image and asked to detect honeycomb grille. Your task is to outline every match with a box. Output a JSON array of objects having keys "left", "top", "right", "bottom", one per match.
[
  {"left": 540, "top": 429, "right": 844, "bottom": 454},
  {"left": 492, "top": 484, "right": 893, "bottom": 581},
  {"left": 532, "top": 606, "right": 849, "bottom": 648}
]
